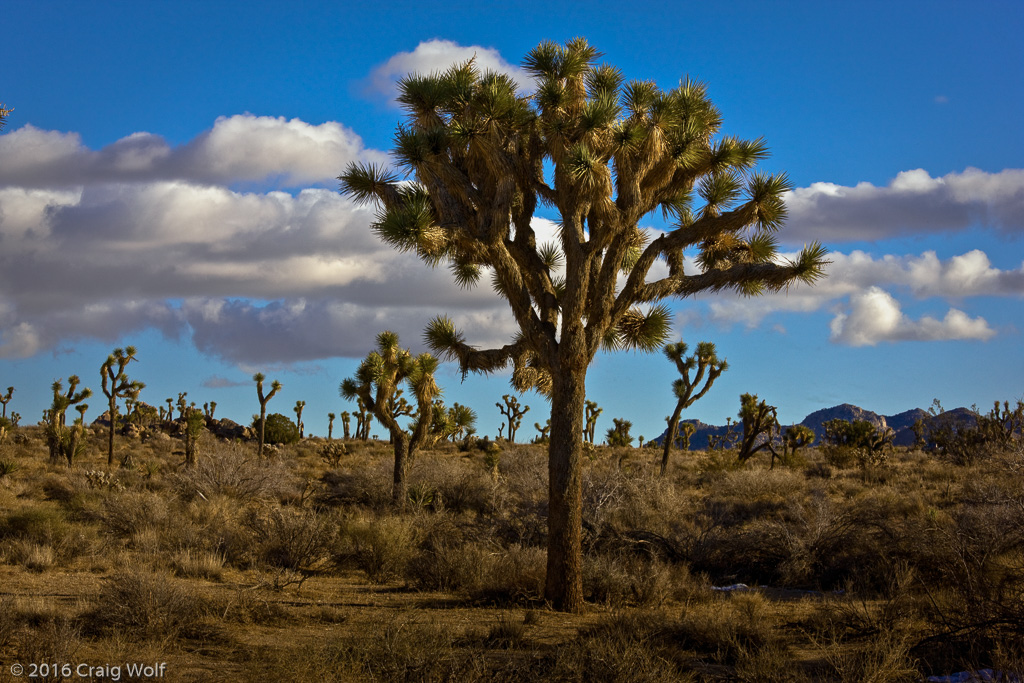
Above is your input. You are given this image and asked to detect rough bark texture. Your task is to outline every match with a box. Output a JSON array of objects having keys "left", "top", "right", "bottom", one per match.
[
  {"left": 391, "top": 431, "right": 410, "bottom": 507},
  {"left": 544, "top": 344, "right": 588, "bottom": 613},
  {"left": 662, "top": 403, "right": 686, "bottom": 476}
]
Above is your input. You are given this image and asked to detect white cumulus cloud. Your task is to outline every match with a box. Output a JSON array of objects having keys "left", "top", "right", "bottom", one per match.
[
  {"left": 0, "top": 114, "right": 382, "bottom": 188},
  {"left": 366, "top": 39, "right": 535, "bottom": 102},
  {"left": 828, "top": 287, "right": 995, "bottom": 346},
  {"left": 784, "top": 167, "right": 1024, "bottom": 242}
]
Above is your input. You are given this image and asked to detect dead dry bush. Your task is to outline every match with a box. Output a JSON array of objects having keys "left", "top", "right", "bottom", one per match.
[
  {"left": 470, "top": 544, "right": 546, "bottom": 606},
  {"left": 584, "top": 553, "right": 679, "bottom": 607},
  {"left": 404, "top": 516, "right": 492, "bottom": 592},
  {"left": 14, "top": 616, "right": 83, "bottom": 682},
  {"left": 99, "top": 489, "right": 170, "bottom": 537},
  {"left": 173, "top": 442, "right": 291, "bottom": 501},
  {"left": 89, "top": 567, "right": 207, "bottom": 640},
  {"left": 241, "top": 505, "right": 338, "bottom": 579},
  {"left": 317, "top": 458, "right": 394, "bottom": 510}
]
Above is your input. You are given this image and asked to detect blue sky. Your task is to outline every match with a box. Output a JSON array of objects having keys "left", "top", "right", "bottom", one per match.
[{"left": 1, "top": 1, "right": 1021, "bottom": 442}]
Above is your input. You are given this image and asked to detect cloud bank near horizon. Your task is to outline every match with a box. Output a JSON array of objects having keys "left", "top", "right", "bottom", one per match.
[
  {"left": 1, "top": 110, "right": 1019, "bottom": 363},
  {"left": 783, "top": 167, "right": 1024, "bottom": 243}
]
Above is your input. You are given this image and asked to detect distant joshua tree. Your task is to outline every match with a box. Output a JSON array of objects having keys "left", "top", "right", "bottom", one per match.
[
  {"left": 427, "top": 400, "right": 477, "bottom": 445},
  {"left": 782, "top": 425, "right": 815, "bottom": 461},
  {"left": 101, "top": 346, "right": 144, "bottom": 468},
  {"left": 354, "top": 399, "right": 372, "bottom": 440},
  {"left": 340, "top": 411, "right": 351, "bottom": 440},
  {"left": 497, "top": 394, "right": 529, "bottom": 443},
  {"left": 327, "top": 412, "right": 336, "bottom": 440},
  {"left": 254, "top": 373, "right": 282, "bottom": 458},
  {"left": 0, "top": 386, "right": 13, "bottom": 419},
  {"left": 183, "top": 406, "right": 205, "bottom": 468},
  {"left": 340, "top": 331, "right": 441, "bottom": 506},
  {"left": 661, "top": 341, "right": 727, "bottom": 476},
  {"left": 606, "top": 418, "right": 634, "bottom": 447},
  {"left": 737, "top": 393, "right": 780, "bottom": 465},
  {"left": 293, "top": 400, "right": 306, "bottom": 438},
  {"left": 534, "top": 419, "right": 552, "bottom": 445},
  {"left": 584, "top": 400, "right": 602, "bottom": 445}
]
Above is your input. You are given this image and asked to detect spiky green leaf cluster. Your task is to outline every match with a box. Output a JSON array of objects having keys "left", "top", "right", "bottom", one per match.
[{"left": 338, "top": 38, "right": 829, "bottom": 396}]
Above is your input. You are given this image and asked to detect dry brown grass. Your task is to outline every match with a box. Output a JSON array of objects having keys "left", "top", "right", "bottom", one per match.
[{"left": 0, "top": 424, "right": 1021, "bottom": 681}]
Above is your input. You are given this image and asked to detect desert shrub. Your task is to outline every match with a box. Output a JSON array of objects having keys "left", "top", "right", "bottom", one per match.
[
  {"left": 4, "top": 539, "right": 57, "bottom": 572},
  {"left": 318, "top": 440, "right": 347, "bottom": 468},
  {"left": 0, "top": 458, "right": 18, "bottom": 478},
  {"left": 584, "top": 553, "right": 677, "bottom": 607},
  {"left": 335, "top": 615, "right": 469, "bottom": 682},
  {"left": 15, "top": 616, "right": 82, "bottom": 681},
  {"left": 99, "top": 490, "right": 169, "bottom": 537},
  {"left": 171, "top": 549, "right": 226, "bottom": 581},
  {"left": 1, "top": 506, "right": 72, "bottom": 546},
  {"left": 90, "top": 567, "right": 206, "bottom": 640},
  {"left": 174, "top": 442, "right": 288, "bottom": 500},
  {"left": 471, "top": 544, "right": 546, "bottom": 605},
  {"left": 343, "top": 516, "right": 416, "bottom": 584},
  {"left": 479, "top": 612, "right": 528, "bottom": 649},
  {"left": 252, "top": 412, "right": 300, "bottom": 445},
  {"left": 405, "top": 519, "right": 491, "bottom": 591},
  {"left": 242, "top": 505, "right": 337, "bottom": 574},
  {"left": 545, "top": 612, "right": 691, "bottom": 682},
  {"left": 317, "top": 460, "right": 394, "bottom": 510}
]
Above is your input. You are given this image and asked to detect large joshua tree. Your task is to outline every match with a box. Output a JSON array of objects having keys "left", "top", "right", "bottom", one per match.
[
  {"left": 340, "top": 331, "right": 440, "bottom": 506},
  {"left": 340, "top": 39, "right": 827, "bottom": 611},
  {"left": 661, "top": 341, "right": 727, "bottom": 476},
  {"left": 101, "top": 346, "right": 144, "bottom": 468}
]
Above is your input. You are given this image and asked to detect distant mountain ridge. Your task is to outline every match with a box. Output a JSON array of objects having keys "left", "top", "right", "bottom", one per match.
[{"left": 652, "top": 403, "right": 978, "bottom": 449}]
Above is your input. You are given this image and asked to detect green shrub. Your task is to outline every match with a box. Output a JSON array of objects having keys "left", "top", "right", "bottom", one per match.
[{"left": 252, "top": 412, "right": 300, "bottom": 445}]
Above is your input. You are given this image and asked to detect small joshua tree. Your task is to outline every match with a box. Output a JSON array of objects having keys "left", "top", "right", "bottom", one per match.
[
  {"left": 44, "top": 377, "right": 91, "bottom": 466},
  {"left": 737, "top": 393, "right": 780, "bottom": 465},
  {"left": 661, "top": 341, "right": 727, "bottom": 476},
  {"left": 101, "top": 346, "right": 145, "bottom": 468},
  {"left": 584, "top": 400, "right": 602, "bottom": 444},
  {"left": 669, "top": 421, "right": 697, "bottom": 452},
  {"left": 203, "top": 401, "right": 217, "bottom": 419},
  {"left": 340, "top": 411, "right": 351, "bottom": 440},
  {"left": 327, "top": 412, "right": 336, "bottom": 440},
  {"left": 341, "top": 331, "right": 441, "bottom": 506},
  {"left": 606, "top": 418, "right": 634, "bottom": 447},
  {"left": 534, "top": 419, "right": 552, "bottom": 445},
  {"left": 254, "top": 373, "right": 282, "bottom": 458},
  {"left": 0, "top": 386, "right": 13, "bottom": 419},
  {"left": 183, "top": 406, "right": 205, "bottom": 468},
  {"left": 176, "top": 392, "right": 188, "bottom": 420},
  {"left": 293, "top": 400, "right": 306, "bottom": 438},
  {"left": 781, "top": 425, "right": 815, "bottom": 461},
  {"left": 497, "top": 394, "right": 529, "bottom": 444}
]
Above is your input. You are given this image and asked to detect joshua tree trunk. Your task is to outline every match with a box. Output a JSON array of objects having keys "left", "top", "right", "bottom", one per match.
[
  {"left": 107, "top": 397, "right": 117, "bottom": 466},
  {"left": 391, "top": 430, "right": 410, "bottom": 507},
  {"left": 258, "top": 405, "right": 267, "bottom": 457},
  {"left": 662, "top": 403, "right": 685, "bottom": 476},
  {"left": 544, "top": 347, "right": 587, "bottom": 613}
]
